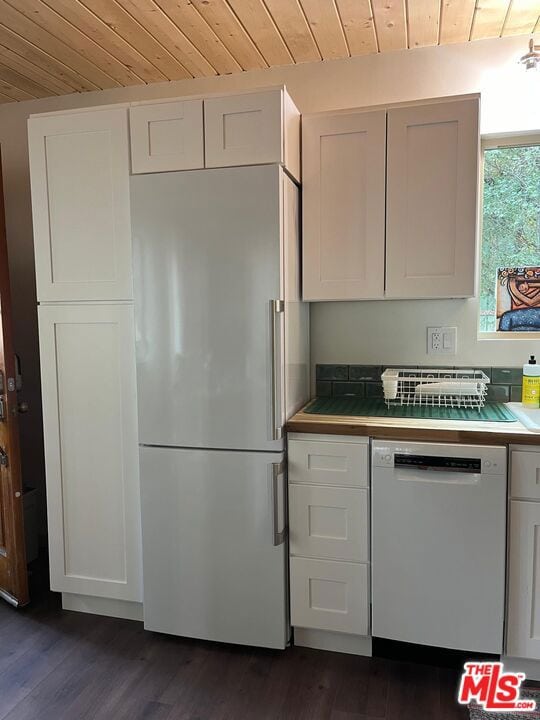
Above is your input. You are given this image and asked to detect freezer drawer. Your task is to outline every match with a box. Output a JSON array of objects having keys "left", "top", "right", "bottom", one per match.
[{"left": 140, "top": 446, "right": 288, "bottom": 649}]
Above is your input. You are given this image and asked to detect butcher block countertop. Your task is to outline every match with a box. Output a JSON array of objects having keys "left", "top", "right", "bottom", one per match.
[{"left": 286, "top": 406, "right": 540, "bottom": 446}]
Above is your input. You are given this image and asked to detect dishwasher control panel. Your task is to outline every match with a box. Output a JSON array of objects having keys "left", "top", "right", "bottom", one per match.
[{"left": 372, "top": 441, "right": 506, "bottom": 475}]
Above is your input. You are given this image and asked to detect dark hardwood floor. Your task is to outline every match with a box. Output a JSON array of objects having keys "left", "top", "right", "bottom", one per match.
[{"left": 0, "top": 573, "right": 467, "bottom": 720}]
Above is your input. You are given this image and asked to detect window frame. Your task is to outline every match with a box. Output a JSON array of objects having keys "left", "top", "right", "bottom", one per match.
[{"left": 478, "top": 132, "right": 540, "bottom": 339}]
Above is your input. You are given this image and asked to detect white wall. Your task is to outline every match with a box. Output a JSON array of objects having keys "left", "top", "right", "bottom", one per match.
[{"left": 0, "top": 34, "right": 538, "bottom": 511}]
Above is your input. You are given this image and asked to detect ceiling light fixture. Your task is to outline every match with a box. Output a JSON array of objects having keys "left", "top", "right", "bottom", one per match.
[{"left": 520, "top": 38, "right": 540, "bottom": 70}]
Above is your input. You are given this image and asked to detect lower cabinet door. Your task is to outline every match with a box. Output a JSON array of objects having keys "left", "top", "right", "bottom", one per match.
[
  {"left": 290, "top": 557, "right": 369, "bottom": 635},
  {"left": 507, "top": 500, "right": 540, "bottom": 659},
  {"left": 38, "top": 303, "right": 142, "bottom": 601}
]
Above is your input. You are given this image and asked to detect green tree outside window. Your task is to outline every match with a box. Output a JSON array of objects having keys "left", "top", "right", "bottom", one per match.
[{"left": 480, "top": 143, "right": 540, "bottom": 332}]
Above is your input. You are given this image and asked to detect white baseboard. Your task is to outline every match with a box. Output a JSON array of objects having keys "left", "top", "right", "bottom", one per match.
[
  {"left": 294, "top": 627, "right": 372, "bottom": 656},
  {"left": 62, "top": 593, "right": 143, "bottom": 622},
  {"left": 502, "top": 655, "right": 540, "bottom": 682}
]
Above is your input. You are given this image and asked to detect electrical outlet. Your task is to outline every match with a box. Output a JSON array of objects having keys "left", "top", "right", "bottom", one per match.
[{"left": 427, "top": 326, "right": 457, "bottom": 355}]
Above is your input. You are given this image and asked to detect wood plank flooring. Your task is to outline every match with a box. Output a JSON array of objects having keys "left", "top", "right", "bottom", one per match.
[{"left": 0, "top": 580, "right": 467, "bottom": 719}]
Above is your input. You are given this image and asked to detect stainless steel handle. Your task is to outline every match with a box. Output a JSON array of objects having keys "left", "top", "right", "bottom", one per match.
[
  {"left": 272, "top": 461, "right": 287, "bottom": 546},
  {"left": 270, "top": 299, "right": 284, "bottom": 441}
]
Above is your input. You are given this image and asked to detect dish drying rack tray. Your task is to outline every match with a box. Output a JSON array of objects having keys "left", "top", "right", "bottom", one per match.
[{"left": 382, "top": 368, "right": 490, "bottom": 410}]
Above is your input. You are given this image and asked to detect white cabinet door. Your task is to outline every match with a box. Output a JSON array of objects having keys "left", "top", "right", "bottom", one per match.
[
  {"left": 38, "top": 304, "right": 141, "bottom": 602},
  {"left": 302, "top": 111, "right": 386, "bottom": 300},
  {"left": 385, "top": 98, "right": 479, "bottom": 299},
  {"left": 130, "top": 100, "right": 204, "bottom": 173},
  {"left": 204, "top": 90, "right": 283, "bottom": 169},
  {"left": 507, "top": 500, "right": 540, "bottom": 659},
  {"left": 28, "top": 108, "right": 132, "bottom": 302}
]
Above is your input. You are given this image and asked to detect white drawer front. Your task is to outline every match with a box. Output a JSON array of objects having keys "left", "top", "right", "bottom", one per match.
[
  {"left": 290, "top": 557, "right": 369, "bottom": 635},
  {"left": 289, "top": 485, "right": 368, "bottom": 562},
  {"left": 288, "top": 439, "right": 368, "bottom": 488},
  {"left": 511, "top": 451, "right": 540, "bottom": 500}
]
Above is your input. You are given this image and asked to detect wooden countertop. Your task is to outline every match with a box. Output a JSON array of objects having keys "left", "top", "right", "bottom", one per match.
[{"left": 286, "top": 406, "right": 540, "bottom": 446}]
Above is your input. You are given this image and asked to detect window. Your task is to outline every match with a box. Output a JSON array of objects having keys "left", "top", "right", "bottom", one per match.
[{"left": 479, "top": 137, "right": 540, "bottom": 333}]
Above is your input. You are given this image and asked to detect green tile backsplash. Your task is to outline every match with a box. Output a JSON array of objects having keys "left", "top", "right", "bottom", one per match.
[{"left": 315, "top": 364, "right": 523, "bottom": 401}]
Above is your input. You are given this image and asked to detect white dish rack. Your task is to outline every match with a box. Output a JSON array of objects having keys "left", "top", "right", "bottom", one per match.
[{"left": 382, "top": 368, "right": 490, "bottom": 409}]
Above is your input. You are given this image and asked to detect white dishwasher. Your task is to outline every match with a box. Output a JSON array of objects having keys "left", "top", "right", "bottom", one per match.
[{"left": 372, "top": 441, "right": 507, "bottom": 654}]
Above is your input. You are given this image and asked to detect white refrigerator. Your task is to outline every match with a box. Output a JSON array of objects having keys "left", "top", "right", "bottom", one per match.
[{"left": 131, "top": 164, "right": 309, "bottom": 648}]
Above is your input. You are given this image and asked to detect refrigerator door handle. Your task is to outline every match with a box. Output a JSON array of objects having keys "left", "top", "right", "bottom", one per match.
[
  {"left": 270, "top": 299, "right": 284, "bottom": 441},
  {"left": 272, "top": 461, "right": 287, "bottom": 546}
]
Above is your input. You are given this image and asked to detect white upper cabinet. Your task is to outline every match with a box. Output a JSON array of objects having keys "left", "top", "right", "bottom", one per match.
[
  {"left": 302, "top": 111, "right": 386, "bottom": 301},
  {"left": 302, "top": 96, "right": 480, "bottom": 301},
  {"left": 204, "top": 89, "right": 300, "bottom": 180},
  {"left": 385, "top": 98, "right": 479, "bottom": 299},
  {"left": 38, "top": 303, "right": 141, "bottom": 602},
  {"left": 130, "top": 99, "right": 204, "bottom": 173},
  {"left": 28, "top": 108, "right": 133, "bottom": 302}
]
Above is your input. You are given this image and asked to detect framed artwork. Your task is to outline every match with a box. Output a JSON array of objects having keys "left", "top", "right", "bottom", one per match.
[{"left": 497, "top": 267, "right": 540, "bottom": 331}]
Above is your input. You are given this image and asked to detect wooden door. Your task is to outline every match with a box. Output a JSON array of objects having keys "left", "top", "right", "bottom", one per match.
[
  {"left": 28, "top": 107, "right": 133, "bottom": 302},
  {"left": 38, "top": 303, "right": 141, "bottom": 601},
  {"left": 0, "top": 152, "right": 29, "bottom": 607},
  {"left": 130, "top": 100, "right": 204, "bottom": 173},
  {"left": 385, "top": 98, "right": 479, "bottom": 299},
  {"left": 302, "top": 110, "right": 386, "bottom": 301},
  {"left": 507, "top": 499, "right": 540, "bottom": 659}
]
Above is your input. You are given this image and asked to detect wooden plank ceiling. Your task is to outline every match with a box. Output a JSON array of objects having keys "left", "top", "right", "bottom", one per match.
[{"left": 0, "top": 0, "right": 538, "bottom": 103}]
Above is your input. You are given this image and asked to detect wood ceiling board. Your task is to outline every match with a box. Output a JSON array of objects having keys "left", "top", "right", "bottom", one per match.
[
  {"left": 0, "top": 60, "right": 53, "bottom": 97},
  {"left": 10, "top": 0, "right": 143, "bottom": 87},
  {"left": 335, "top": 0, "right": 378, "bottom": 56},
  {"left": 263, "top": 0, "right": 321, "bottom": 63},
  {"left": 0, "top": 77, "right": 35, "bottom": 100},
  {"left": 502, "top": 0, "right": 540, "bottom": 36},
  {"left": 299, "top": 0, "right": 349, "bottom": 60},
  {"left": 0, "top": 43, "right": 75, "bottom": 94},
  {"left": 471, "top": 0, "right": 511, "bottom": 40},
  {"left": 152, "top": 0, "right": 241, "bottom": 75},
  {"left": 372, "top": 0, "right": 407, "bottom": 51},
  {"left": 439, "top": 0, "right": 476, "bottom": 43},
  {"left": 407, "top": 0, "right": 441, "bottom": 47},
  {"left": 44, "top": 0, "right": 168, "bottom": 84},
  {"left": 78, "top": 0, "right": 191, "bottom": 79},
  {"left": 189, "top": 0, "right": 267, "bottom": 70},
  {"left": 113, "top": 0, "right": 216, "bottom": 76},
  {"left": 226, "top": 0, "right": 293, "bottom": 66},
  {"left": 0, "top": 90, "right": 15, "bottom": 103},
  {"left": 0, "top": 0, "right": 114, "bottom": 89},
  {"left": 0, "top": 24, "right": 99, "bottom": 91}
]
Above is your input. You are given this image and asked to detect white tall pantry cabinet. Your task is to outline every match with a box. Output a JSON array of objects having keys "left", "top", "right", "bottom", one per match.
[
  {"left": 28, "top": 107, "right": 143, "bottom": 618},
  {"left": 28, "top": 87, "right": 301, "bottom": 622}
]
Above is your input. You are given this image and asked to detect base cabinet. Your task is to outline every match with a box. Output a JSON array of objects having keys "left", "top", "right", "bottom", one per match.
[
  {"left": 288, "top": 434, "right": 371, "bottom": 651},
  {"left": 38, "top": 303, "right": 142, "bottom": 602},
  {"left": 507, "top": 499, "right": 540, "bottom": 659}
]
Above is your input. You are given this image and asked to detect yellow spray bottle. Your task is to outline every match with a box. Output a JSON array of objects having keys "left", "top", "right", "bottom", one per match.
[{"left": 522, "top": 355, "right": 540, "bottom": 408}]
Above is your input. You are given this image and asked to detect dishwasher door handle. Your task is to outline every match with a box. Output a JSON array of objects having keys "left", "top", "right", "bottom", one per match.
[{"left": 393, "top": 468, "right": 481, "bottom": 485}]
